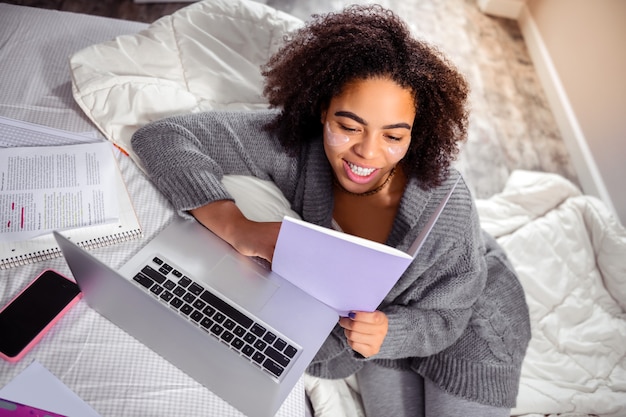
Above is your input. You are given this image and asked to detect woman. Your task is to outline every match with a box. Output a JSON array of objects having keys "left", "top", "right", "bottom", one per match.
[{"left": 131, "top": 5, "right": 530, "bottom": 416}]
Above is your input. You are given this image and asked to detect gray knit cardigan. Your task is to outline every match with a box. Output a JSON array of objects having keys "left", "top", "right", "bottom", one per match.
[{"left": 131, "top": 110, "right": 531, "bottom": 408}]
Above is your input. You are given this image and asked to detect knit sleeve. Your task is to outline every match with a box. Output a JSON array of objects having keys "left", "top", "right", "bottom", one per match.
[{"left": 131, "top": 110, "right": 295, "bottom": 215}]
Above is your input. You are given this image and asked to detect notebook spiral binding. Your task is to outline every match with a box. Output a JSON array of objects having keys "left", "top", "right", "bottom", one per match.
[{"left": 0, "top": 229, "right": 143, "bottom": 270}]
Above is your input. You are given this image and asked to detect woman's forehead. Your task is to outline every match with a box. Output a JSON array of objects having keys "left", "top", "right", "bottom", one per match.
[{"left": 329, "top": 78, "right": 416, "bottom": 126}]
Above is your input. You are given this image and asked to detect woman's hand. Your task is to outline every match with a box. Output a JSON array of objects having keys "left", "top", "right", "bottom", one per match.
[
  {"left": 190, "top": 200, "right": 281, "bottom": 263},
  {"left": 227, "top": 220, "right": 282, "bottom": 262},
  {"left": 339, "top": 310, "right": 389, "bottom": 358}
]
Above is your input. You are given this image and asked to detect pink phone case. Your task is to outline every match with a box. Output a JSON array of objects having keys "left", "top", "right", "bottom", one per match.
[
  {"left": 0, "top": 269, "right": 82, "bottom": 363},
  {"left": 0, "top": 398, "right": 67, "bottom": 417}
]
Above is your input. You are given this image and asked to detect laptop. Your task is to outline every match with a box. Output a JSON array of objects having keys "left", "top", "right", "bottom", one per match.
[{"left": 53, "top": 216, "right": 338, "bottom": 417}]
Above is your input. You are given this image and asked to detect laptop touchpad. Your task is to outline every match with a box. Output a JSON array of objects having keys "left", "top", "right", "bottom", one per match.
[{"left": 204, "top": 255, "right": 279, "bottom": 312}]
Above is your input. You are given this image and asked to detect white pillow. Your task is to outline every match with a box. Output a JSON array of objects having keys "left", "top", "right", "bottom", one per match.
[
  {"left": 69, "top": 0, "right": 302, "bottom": 165},
  {"left": 221, "top": 175, "right": 300, "bottom": 222}
]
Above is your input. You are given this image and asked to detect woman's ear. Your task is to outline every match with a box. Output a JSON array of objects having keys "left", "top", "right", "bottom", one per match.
[{"left": 320, "top": 109, "right": 327, "bottom": 125}]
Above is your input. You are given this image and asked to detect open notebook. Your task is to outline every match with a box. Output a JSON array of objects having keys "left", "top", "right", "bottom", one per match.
[{"left": 0, "top": 141, "right": 141, "bottom": 269}]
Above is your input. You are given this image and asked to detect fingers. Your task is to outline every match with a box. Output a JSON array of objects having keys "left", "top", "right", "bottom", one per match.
[
  {"left": 346, "top": 311, "right": 386, "bottom": 324},
  {"left": 339, "top": 311, "right": 388, "bottom": 358},
  {"left": 340, "top": 311, "right": 386, "bottom": 331},
  {"left": 230, "top": 221, "right": 281, "bottom": 262}
]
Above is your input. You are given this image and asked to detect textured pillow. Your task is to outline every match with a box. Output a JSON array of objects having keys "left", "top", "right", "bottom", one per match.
[{"left": 69, "top": 0, "right": 302, "bottom": 165}]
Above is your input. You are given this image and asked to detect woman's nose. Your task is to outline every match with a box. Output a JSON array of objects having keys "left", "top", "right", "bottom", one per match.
[{"left": 353, "top": 134, "right": 378, "bottom": 159}]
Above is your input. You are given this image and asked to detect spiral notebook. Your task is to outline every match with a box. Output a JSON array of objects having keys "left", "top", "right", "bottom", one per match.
[{"left": 0, "top": 140, "right": 142, "bottom": 269}]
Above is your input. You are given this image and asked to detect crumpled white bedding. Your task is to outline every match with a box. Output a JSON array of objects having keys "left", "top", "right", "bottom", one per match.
[
  {"left": 478, "top": 170, "right": 626, "bottom": 417},
  {"left": 67, "top": 0, "right": 626, "bottom": 415},
  {"left": 69, "top": 0, "right": 303, "bottom": 167}
]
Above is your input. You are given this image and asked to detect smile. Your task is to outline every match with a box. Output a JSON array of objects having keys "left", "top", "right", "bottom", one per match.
[{"left": 346, "top": 161, "right": 376, "bottom": 177}]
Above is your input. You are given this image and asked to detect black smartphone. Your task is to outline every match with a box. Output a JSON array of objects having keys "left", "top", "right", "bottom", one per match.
[{"left": 0, "top": 269, "right": 81, "bottom": 362}]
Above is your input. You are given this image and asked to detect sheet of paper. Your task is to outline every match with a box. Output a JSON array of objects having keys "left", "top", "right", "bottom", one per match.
[
  {"left": 272, "top": 216, "right": 413, "bottom": 316},
  {"left": 0, "top": 361, "right": 101, "bottom": 417},
  {"left": 0, "top": 116, "right": 100, "bottom": 147},
  {"left": 0, "top": 142, "right": 120, "bottom": 242}
]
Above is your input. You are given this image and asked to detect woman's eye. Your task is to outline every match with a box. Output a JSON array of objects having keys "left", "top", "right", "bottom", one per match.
[
  {"left": 340, "top": 125, "right": 358, "bottom": 133},
  {"left": 385, "top": 135, "right": 402, "bottom": 142}
]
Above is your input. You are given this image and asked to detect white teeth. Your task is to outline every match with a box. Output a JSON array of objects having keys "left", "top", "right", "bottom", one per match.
[{"left": 347, "top": 161, "right": 375, "bottom": 176}]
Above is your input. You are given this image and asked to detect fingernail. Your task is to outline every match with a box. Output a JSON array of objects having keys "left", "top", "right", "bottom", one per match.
[{"left": 348, "top": 311, "right": 356, "bottom": 319}]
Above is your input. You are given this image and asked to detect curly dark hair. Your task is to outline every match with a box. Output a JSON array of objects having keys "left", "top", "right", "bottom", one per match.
[{"left": 261, "top": 4, "right": 469, "bottom": 189}]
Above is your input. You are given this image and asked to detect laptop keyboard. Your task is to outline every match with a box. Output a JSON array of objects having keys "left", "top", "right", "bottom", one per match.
[{"left": 131, "top": 256, "right": 300, "bottom": 380}]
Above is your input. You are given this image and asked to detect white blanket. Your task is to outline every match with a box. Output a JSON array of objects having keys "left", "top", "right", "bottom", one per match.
[
  {"left": 68, "top": 1, "right": 626, "bottom": 414},
  {"left": 478, "top": 171, "right": 626, "bottom": 416},
  {"left": 70, "top": 0, "right": 302, "bottom": 167}
]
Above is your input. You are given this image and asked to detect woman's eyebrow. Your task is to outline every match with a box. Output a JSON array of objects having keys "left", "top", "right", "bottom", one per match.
[
  {"left": 382, "top": 122, "right": 412, "bottom": 130},
  {"left": 335, "top": 111, "right": 366, "bottom": 125},
  {"left": 334, "top": 111, "right": 411, "bottom": 130}
]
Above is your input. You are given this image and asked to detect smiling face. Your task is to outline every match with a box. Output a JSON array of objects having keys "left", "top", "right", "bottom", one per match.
[{"left": 321, "top": 77, "right": 416, "bottom": 195}]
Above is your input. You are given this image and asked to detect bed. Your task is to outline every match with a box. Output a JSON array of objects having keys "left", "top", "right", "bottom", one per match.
[{"left": 1, "top": 1, "right": 625, "bottom": 416}]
